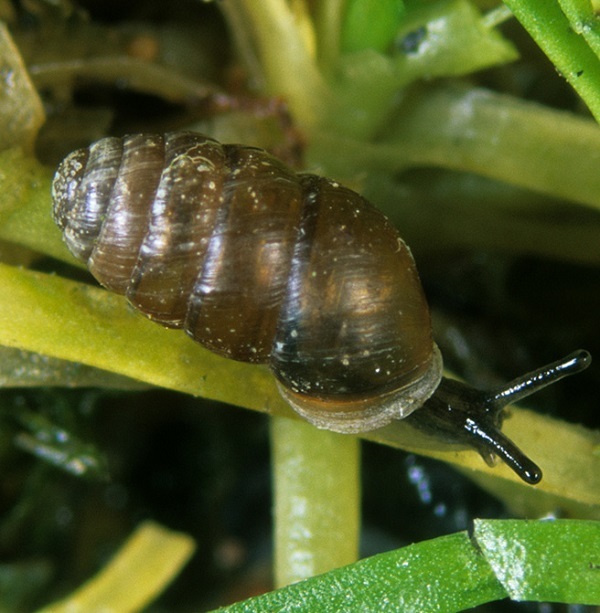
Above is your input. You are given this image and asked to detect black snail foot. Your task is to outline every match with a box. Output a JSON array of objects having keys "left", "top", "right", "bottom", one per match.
[{"left": 406, "top": 350, "right": 592, "bottom": 484}]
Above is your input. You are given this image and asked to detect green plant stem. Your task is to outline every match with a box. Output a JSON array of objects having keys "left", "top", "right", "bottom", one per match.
[
  {"left": 558, "top": 0, "right": 600, "bottom": 58},
  {"left": 271, "top": 416, "right": 360, "bottom": 587},
  {"left": 504, "top": 0, "right": 600, "bottom": 122},
  {"left": 0, "top": 149, "right": 70, "bottom": 263},
  {"left": 38, "top": 522, "right": 195, "bottom": 612},
  {"left": 0, "top": 263, "right": 283, "bottom": 411},
  {"left": 313, "top": 0, "right": 344, "bottom": 71},
  {"left": 391, "top": 83, "right": 600, "bottom": 207},
  {"left": 0, "top": 263, "right": 599, "bottom": 513},
  {"left": 227, "top": 0, "right": 331, "bottom": 128},
  {"left": 481, "top": 4, "right": 514, "bottom": 29},
  {"left": 0, "top": 23, "right": 45, "bottom": 152},
  {"left": 364, "top": 171, "right": 600, "bottom": 265},
  {"left": 309, "top": 82, "right": 600, "bottom": 211}
]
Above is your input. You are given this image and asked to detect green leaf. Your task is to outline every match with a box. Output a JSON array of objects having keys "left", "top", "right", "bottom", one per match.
[
  {"left": 330, "top": 0, "right": 518, "bottom": 139},
  {"left": 389, "top": 0, "right": 518, "bottom": 80},
  {"left": 0, "top": 346, "right": 148, "bottom": 389},
  {"left": 0, "top": 263, "right": 598, "bottom": 511},
  {"left": 315, "top": 82, "right": 600, "bottom": 213},
  {"left": 558, "top": 0, "right": 600, "bottom": 60},
  {"left": 504, "top": 0, "right": 600, "bottom": 122},
  {"left": 0, "top": 23, "right": 45, "bottom": 151},
  {"left": 213, "top": 531, "right": 504, "bottom": 612},
  {"left": 473, "top": 519, "right": 600, "bottom": 604},
  {"left": 223, "top": 0, "right": 518, "bottom": 139},
  {"left": 37, "top": 521, "right": 195, "bottom": 612},
  {"left": 0, "top": 263, "right": 283, "bottom": 412},
  {"left": 211, "top": 520, "right": 600, "bottom": 611},
  {"left": 340, "top": 0, "right": 406, "bottom": 53},
  {"left": 0, "top": 148, "right": 71, "bottom": 264},
  {"left": 12, "top": 405, "right": 110, "bottom": 480}
]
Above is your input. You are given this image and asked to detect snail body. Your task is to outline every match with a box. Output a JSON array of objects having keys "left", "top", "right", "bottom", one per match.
[
  {"left": 52, "top": 132, "right": 591, "bottom": 484},
  {"left": 52, "top": 132, "right": 442, "bottom": 433}
]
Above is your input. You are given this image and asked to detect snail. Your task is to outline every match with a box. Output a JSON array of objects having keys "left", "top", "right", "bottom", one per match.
[{"left": 51, "top": 131, "right": 591, "bottom": 485}]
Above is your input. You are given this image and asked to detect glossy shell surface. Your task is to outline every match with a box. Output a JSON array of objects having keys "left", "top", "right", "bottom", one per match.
[{"left": 52, "top": 132, "right": 442, "bottom": 432}]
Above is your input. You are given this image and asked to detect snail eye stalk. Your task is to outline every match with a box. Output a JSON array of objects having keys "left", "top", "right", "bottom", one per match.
[
  {"left": 487, "top": 349, "right": 591, "bottom": 409},
  {"left": 407, "top": 350, "right": 592, "bottom": 484}
]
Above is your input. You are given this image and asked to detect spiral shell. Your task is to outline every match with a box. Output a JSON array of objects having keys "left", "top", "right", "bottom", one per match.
[{"left": 52, "top": 132, "right": 442, "bottom": 432}]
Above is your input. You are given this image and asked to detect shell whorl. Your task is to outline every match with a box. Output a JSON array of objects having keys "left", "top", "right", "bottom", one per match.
[{"left": 52, "top": 131, "right": 442, "bottom": 432}]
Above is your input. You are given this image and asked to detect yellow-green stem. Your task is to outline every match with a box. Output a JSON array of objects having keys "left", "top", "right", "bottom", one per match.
[
  {"left": 314, "top": 0, "right": 345, "bottom": 71},
  {"left": 271, "top": 416, "right": 360, "bottom": 588},
  {"left": 229, "top": 0, "right": 331, "bottom": 128}
]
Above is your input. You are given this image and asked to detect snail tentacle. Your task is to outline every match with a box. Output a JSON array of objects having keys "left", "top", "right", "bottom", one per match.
[
  {"left": 407, "top": 350, "right": 592, "bottom": 484},
  {"left": 487, "top": 349, "right": 591, "bottom": 410}
]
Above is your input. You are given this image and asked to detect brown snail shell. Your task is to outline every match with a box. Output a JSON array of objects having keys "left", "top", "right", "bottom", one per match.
[{"left": 52, "top": 131, "right": 442, "bottom": 434}]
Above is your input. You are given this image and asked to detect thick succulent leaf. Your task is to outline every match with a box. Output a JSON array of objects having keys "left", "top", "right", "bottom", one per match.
[
  {"left": 0, "top": 24, "right": 44, "bottom": 151},
  {"left": 0, "top": 148, "right": 71, "bottom": 263},
  {"left": 211, "top": 519, "right": 600, "bottom": 612},
  {"left": 37, "top": 521, "right": 195, "bottom": 612},
  {"left": 505, "top": 0, "right": 600, "bottom": 122},
  {"left": 271, "top": 417, "right": 360, "bottom": 587},
  {"left": 473, "top": 519, "right": 600, "bottom": 603},
  {"left": 0, "top": 263, "right": 598, "bottom": 510},
  {"left": 0, "top": 263, "right": 281, "bottom": 412},
  {"left": 0, "top": 346, "right": 148, "bottom": 389}
]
